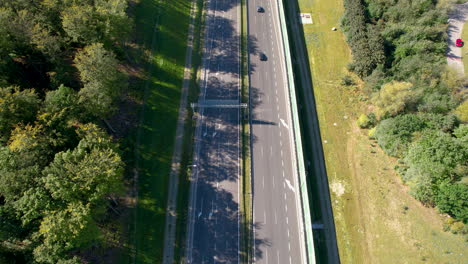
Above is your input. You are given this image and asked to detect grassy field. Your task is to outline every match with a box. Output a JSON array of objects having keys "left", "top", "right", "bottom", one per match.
[
  {"left": 295, "top": 0, "right": 467, "bottom": 263},
  {"left": 123, "top": 0, "right": 192, "bottom": 263},
  {"left": 462, "top": 20, "right": 468, "bottom": 74}
]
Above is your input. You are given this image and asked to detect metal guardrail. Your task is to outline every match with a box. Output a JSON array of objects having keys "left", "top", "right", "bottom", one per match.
[
  {"left": 274, "top": 0, "right": 317, "bottom": 263},
  {"left": 190, "top": 100, "right": 248, "bottom": 108}
]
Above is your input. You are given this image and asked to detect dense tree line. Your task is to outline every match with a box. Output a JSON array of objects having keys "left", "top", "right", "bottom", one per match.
[
  {"left": 341, "top": 0, "right": 386, "bottom": 77},
  {"left": 0, "top": 0, "right": 130, "bottom": 263},
  {"left": 347, "top": 0, "right": 467, "bottom": 226}
]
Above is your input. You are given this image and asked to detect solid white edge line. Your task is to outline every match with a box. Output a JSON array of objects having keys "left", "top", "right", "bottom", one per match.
[{"left": 272, "top": 0, "right": 308, "bottom": 262}]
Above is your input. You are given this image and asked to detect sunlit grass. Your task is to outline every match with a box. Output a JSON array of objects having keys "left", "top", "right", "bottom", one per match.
[
  {"left": 126, "top": 0, "right": 192, "bottom": 263},
  {"left": 462, "top": 21, "right": 468, "bottom": 76},
  {"left": 295, "top": 0, "right": 467, "bottom": 263}
]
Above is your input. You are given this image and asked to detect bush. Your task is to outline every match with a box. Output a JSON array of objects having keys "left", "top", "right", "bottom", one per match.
[
  {"left": 453, "top": 100, "right": 468, "bottom": 123},
  {"left": 363, "top": 64, "right": 386, "bottom": 94},
  {"left": 404, "top": 131, "right": 468, "bottom": 207},
  {"left": 418, "top": 92, "right": 457, "bottom": 114},
  {"left": 450, "top": 221, "right": 465, "bottom": 234},
  {"left": 368, "top": 127, "right": 377, "bottom": 139},
  {"left": 373, "top": 81, "right": 420, "bottom": 118},
  {"left": 341, "top": 75, "right": 355, "bottom": 86},
  {"left": 419, "top": 113, "right": 459, "bottom": 133},
  {"left": 357, "top": 113, "right": 377, "bottom": 128},
  {"left": 453, "top": 124, "right": 468, "bottom": 143},
  {"left": 436, "top": 183, "right": 468, "bottom": 223},
  {"left": 374, "top": 114, "right": 426, "bottom": 157},
  {"left": 357, "top": 114, "right": 370, "bottom": 128}
]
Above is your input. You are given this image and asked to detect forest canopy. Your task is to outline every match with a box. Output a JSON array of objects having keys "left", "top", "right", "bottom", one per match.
[{"left": 0, "top": 0, "right": 131, "bottom": 263}]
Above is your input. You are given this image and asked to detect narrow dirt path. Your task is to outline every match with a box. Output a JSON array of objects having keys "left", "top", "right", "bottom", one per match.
[{"left": 447, "top": 2, "right": 468, "bottom": 75}]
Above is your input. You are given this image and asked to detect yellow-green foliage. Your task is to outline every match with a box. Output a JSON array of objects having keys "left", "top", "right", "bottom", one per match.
[
  {"left": 74, "top": 43, "right": 125, "bottom": 117},
  {"left": 373, "top": 81, "right": 418, "bottom": 118},
  {"left": 453, "top": 100, "right": 468, "bottom": 123},
  {"left": 368, "top": 127, "right": 377, "bottom": 139},
  {"left": 8, "top": 124, "right": 43, "bottom": 152},
  {"left": 450, "top": 221, "right": 465, "bottom": 234},
  {"left": 357, "top": 114, "right": 370, "bottom": 128}
]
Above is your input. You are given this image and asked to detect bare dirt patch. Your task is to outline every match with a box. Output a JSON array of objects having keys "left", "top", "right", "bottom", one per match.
[{"left": 330, "top": 181, "right": 345, "bottom": 197}]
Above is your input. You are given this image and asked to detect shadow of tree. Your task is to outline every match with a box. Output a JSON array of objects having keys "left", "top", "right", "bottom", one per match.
[
  {"left": 185, "top": 0, "right": 268, "bottom": 262},
  {"left": 188, "top": 107, "right": 267, "bottom": 263}
]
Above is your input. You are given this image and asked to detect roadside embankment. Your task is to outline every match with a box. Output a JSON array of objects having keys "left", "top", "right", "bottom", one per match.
[{"left": 284, "top": 0, "right": 468, "bottom": 263}]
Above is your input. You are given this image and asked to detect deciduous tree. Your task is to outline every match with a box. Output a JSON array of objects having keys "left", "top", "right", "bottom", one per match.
[
  {"left": 0, "top": 87, "right": 40, "bottom": 143},
  {"left": 74, "top": 43, "right": 126, "bottom": 117}
]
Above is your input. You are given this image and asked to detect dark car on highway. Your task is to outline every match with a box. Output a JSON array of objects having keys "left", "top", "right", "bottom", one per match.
[
  {"left": 259, "top": 52, "right": 267, "bottom": 61},
  {"left": 256, "top": 6, "right": 264, "bottom": 13}
]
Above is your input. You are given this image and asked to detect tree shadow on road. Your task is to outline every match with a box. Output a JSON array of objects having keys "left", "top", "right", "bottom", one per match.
[{"left": 188, "top": 173, "right": 269, "bottom": 263}]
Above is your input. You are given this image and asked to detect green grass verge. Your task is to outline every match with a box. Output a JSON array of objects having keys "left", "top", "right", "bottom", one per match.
[
  {"left": 124, "top": 0, "right": 192, "bottom": 263},
  {"left": 294, "top": 0, "right": 468, "bottom": 263},
  {"left": 173, "top": 0, "right": 205, "bottom": 262},
  {"left": 239, "top": 0, "right": 252, "bottom": 263}
]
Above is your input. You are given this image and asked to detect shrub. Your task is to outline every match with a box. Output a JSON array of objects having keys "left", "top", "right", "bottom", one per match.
[
  {"left": 363, "top": 64, "right": 386, "bottom": 94},
  {"left": 453, "top": 100, "right": 468, "bottom": 123},
  {"left": 357, "top": 113, "right": 377, "bottom": 128},
  {"left": 404, "top": 131, "right": 468, "bottom": 207},
  {"left": 373, "top": 81, "right": 420, "bottom": 118},
  {"left": 374, "top": 114, "right": 426, "bottom": 157},
  {"left": 357, "top": 114, "right": 370, "bottom": 128},
  {"left": 418, "top": 92, "right": 457, "bottom": 114},
  {"left": 341, "top": 75, "right": 355, "bottom": 86},
  {"left": 450, "top": 221, "right": 465, "bottom": 234},
  {"left": 436, "top": 183, "right": 468, "bottom": 223},
  {"left": 453, "top": 124, "right": 468, "bottom": 143},
  {"left": 419, "top": 113, "right": 459, "bottom": 133},
  {"left": 368, "top": 127, "right": 377, "bottom": 139}
]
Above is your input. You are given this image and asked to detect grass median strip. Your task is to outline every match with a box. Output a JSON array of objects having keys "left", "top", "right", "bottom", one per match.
[{"left": 240, "top": 0, "right": 252, "bottom": 263}]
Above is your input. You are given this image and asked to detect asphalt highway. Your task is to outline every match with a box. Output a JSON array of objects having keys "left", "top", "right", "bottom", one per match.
[
  {"left": 185, "top": 0, "right": 242, "bottom": 263},
  {"left": 248, "top": 0, "right": 308, "bottom": 263}
]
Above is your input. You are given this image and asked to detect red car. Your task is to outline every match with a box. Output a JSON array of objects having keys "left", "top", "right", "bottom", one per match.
[{"left": 456, "top": 38, "right": 463, "bottom": 47}]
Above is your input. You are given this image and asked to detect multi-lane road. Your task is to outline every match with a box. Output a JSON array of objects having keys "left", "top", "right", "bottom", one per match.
[
  {"left": 185, "top": 0, "right": 242, "bottom": 263},
  {"left": 248, "top": 0, "right": 308, "bottom": 263},
  {"left": 185, "top": 0, "right": 309, "bottom": 263}
]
